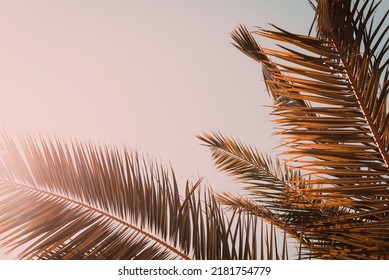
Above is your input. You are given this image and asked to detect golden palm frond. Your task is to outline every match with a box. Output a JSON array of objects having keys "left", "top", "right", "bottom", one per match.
[
  {"left": 200, "top": 0, "right": 389, "bottom": 259},
  {"left": 197, "top": 132, "right": 305, "bottom": 208},
  {"left": 0, "top": 132, "right": 266, "bottom": 260},
  {"left": 198, "top": 132, "right": 341, "bottom": 258}
]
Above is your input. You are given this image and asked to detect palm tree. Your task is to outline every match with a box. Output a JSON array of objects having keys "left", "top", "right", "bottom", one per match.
[
  {"left": 1, "top": 0, "right": 387, "bottom": 260},
  {"left": 0, "top": 132, "right": 268, "bottom": 259},
  {"left": 199, "top": 0, "right": 389, "bottom": 259}
]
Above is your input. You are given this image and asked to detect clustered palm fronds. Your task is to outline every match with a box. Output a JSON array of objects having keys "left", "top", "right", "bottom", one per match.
[
  {"left": 199, "top": 0, "right": 389, "bottom": 259},
  {"left": 0, "top": 0, "right": 387, "bottom": 260}
]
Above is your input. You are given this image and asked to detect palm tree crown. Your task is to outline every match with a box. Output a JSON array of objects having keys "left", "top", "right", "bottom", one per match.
[{"left": 200, "top": 0, "right": 389, "bottom": 259}]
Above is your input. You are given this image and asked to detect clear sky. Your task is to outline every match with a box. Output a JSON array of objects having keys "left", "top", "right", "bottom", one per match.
[{"left": 0, "top": 0, "right": 313, "bottom": 195}]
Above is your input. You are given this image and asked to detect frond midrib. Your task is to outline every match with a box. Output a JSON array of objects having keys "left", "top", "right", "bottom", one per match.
[
  {"left": 329, "top": 38, "right": 389, "bottom": 171},
  {"left": 208, "top": 138, "right": 292, "bottom": 190},
  {"left": 0, "top": 178, "right": 191, "bottom": 260}
]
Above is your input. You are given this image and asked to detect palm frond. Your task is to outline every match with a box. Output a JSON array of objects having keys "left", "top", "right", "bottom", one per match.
[
  {"left": 197, "top": 132, "right": 303, "bottom": 203},
  {"left": 253, "top": 4, "right": 389, "bottom": 203},
  {"left": 231, "top": 25, "right": 311, "bottom": 109},
  {"left": 231, "top": 1, "right": 389, "bottom": 185},
  {"left": 315, "top": 0, "right": 389, "bottom": 162},
  {"left": 221, "top": 0, "right": 389, "bottom": 259},
  {"left": 197, "top": 132, "right": 327, "bottom": 255},
  {"left": 0, "top": 132, "right": 260, "bottom": 260}
]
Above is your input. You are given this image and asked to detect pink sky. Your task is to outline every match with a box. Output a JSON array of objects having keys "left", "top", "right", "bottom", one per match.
[{"left": 0, "top": 0, "right": 313, "bottom": 194}]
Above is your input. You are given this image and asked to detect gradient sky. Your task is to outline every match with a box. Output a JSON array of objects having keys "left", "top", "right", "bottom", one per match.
[{"left": 0, "top": 0, "right": 314, "bottom": 194}]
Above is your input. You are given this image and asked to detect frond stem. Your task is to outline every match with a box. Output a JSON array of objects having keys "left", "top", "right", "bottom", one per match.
[
  {"left": 214, "top": 144, "right": 293, "bottom": 190},
  {"left": 332, "top": 40, "right": 389, "bottom": 170},
  {"left": 1, "top": 179, "right": 191, "bottom": 260}
]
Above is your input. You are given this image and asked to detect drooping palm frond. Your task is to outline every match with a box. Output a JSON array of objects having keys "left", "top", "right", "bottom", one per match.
[
  {"left": 231, "top": 25, "right": 311, "bottom": 109},
  {"left": 198, "top": 132, "right": 336, "bottom": 258},
  {"left": 200, "top": 0, "right": 389, "bottom": 259},
  {"left": 197, "top": 132, "right": 305, "bottom": 206},
  {"left": 0, "top": 132, "right": 264, "bottom": 260},
  {"left": 217, "top": 193, "right": 293, "bottom": 260},
  {"left": 237, "top": 0, "right": 389, "bottom": 186}
]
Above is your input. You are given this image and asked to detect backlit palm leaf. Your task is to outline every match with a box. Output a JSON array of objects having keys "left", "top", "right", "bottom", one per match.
[
  {"left": 198, "top": 132, "right": 336, "bottom": 258},
  {"left": 201, "top": 0, "right": 389, "bottom": 259},
  {"left": 0, "top": 132, "right": 262, "bottom": 260}
]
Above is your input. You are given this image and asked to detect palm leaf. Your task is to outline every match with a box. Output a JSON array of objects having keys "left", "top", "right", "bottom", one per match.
[
  {"left": 214, "top": 0, "right": 389, "bottom": 259},
  {"left": 0, "top": 132, "right": 261, "bottom": 260},
  {"left": 197, "top": 132, "right": 323, "bottom": 257}
]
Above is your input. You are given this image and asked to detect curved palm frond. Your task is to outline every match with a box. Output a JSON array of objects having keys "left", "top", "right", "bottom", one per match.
[
  {"left": 231, "top": 25, "right": 311, "bottom": 109},
  {"left": 235, "top": 0, "right": 389, "bottom": 188},
  {"left": 0, "top": 132, "right": 262, "bottom": 260},
  {"left": 197, "top": 132, "right": 304, "bottom": 203},
  {"left": 198, "top": 132, "right": 338, "bottom": 258},
  {"left": 205, "top": 0, "right": 389, "bottom": 259}
]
